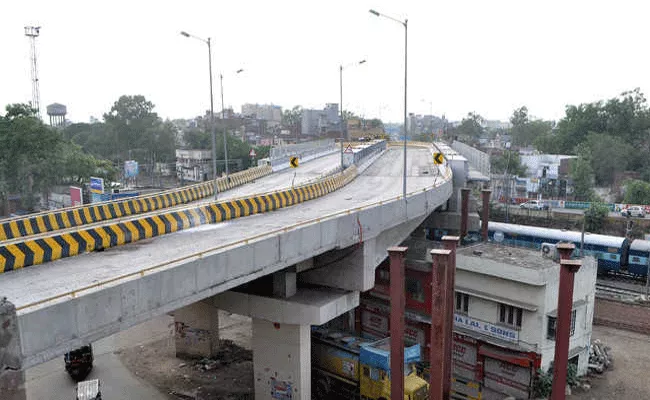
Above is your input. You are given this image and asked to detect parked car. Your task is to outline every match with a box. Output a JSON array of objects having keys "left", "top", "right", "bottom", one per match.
[
  {"left": 520, "top": 200, "right": 549, "bottom": 210},
  {"left": 621, "top": 206, "right": 646, "bottom": 218}
]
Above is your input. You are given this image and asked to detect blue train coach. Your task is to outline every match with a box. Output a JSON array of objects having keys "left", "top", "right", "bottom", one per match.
[{"left": 487, "top": 222, "right": 629, "bottom": 274}]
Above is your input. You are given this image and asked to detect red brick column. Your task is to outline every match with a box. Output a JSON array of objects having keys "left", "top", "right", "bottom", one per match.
[
  {"left": 430, "top": 249, "right": 452, "bottom": 400},
  {"left": 442, "top": 235, "right": 460, "bottom": 396},
  {"left": 388, "top": 246, "right": 408, "bottom": 400},
  {"left": 481, "top": 189, "right": 491, "bottom": 241}
]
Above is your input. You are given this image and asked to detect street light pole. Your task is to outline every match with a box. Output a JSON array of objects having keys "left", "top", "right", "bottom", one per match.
[
  {"left": 180, "top": 31, "right": 218, "bottom": 200},
  {"left": 369, "top": 9, "right": 408, "bottom": 200},
  {"left": 339, "top": 60, "right": 367, "bottom": 171}
]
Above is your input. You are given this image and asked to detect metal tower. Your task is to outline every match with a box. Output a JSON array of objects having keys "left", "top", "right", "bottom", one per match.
[{"left": 24, "top": 26, "right": 41, "bottom": 117}]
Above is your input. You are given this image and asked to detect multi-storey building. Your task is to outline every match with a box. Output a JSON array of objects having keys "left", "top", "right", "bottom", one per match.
[
  {"left": 241, "top": 104, "right": 283, "bottom": 128},
  {"left": 359, "top": 240, "right": 596, "bottom": 399},
  {"left": 301, "top": 103, "right": 340, "bottom": 136}
]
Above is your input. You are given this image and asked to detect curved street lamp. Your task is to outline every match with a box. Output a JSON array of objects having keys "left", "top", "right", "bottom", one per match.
[{"left": 180, "top": 30, "right": 218, "bottom": 199}]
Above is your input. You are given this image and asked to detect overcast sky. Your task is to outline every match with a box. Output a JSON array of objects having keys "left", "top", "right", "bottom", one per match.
[{"left": 1, "top": 0, "right": 648, "bottom": 124}]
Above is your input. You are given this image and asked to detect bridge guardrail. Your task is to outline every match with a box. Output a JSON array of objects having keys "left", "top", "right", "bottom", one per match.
[
  {"left": 0, "top": 165, "right": 358, "bottom": 273},
  {"left": 14, "top": 142, "right": 453, "bottom": 312},
  {"left": 0, "top": 165, "right": 273, "bottom": 243}
]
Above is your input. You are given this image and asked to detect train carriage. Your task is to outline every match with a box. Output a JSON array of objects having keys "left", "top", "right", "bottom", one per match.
[
  {"left": 487, "top": 222, "right": 629, "bottom": 274},
  {"left": 627, "top": 239, "right": 650, "bottom": 276}
]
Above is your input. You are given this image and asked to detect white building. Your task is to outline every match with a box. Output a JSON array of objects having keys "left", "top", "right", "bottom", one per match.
[
  {"left": 175, "top": 149, "right": 212, "bottom": 182},
  {"left": 241, "top": 103, "right": 283, "bottom": 127},
  {"left": 454, "top": 243, "right": 596, "bottom": 399}
]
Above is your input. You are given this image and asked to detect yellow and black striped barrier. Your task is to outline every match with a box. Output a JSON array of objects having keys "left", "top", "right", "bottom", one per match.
[
  {"left": 0, "top": 165, "right": 272, "bottom": 242},
  {"left": 0, "top": 166, "right": 357, "bottom": 273}
]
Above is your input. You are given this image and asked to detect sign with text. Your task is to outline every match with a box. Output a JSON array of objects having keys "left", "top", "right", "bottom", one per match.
[
  {"left": 89, "top": 176, "right": 104, "bottom": 194},
  {"left": 454, "top": 313, "right": 519, "bottom": 343}
]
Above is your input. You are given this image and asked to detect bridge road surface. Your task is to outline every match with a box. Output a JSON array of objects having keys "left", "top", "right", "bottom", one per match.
[
  {"left": 25, "top": 315, "right": 171, "bottom": 400},
  {"left": 0, "top": 147, "right": 438, "bottom": 367}
]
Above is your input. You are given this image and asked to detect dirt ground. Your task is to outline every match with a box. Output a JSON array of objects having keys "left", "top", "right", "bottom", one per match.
[
  {"left": 569, "top": 324, "right": 650, "bottom": 400},
  {"left": 120, "top": 312, "right": 650, "bottom": 400},
  {"left": 119, "top": 311, "right": 254, "bottom": 400}
]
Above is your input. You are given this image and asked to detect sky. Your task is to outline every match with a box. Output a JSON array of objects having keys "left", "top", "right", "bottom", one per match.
[{"left": 1, "top": 0, "right": 649, "bottom": 124}]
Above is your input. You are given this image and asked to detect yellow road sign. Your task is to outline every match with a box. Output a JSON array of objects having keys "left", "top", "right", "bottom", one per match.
[
  {"left": 290, "top": 156, "right": 299, "bottom": 168},
  {"left": 434, "top": 152, "right": 444, "bottom": 165}
]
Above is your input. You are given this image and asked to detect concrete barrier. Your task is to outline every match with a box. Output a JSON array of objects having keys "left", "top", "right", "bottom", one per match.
[
  {"left": 0, "top": 165, "right": 273, "bottom": 242},
  {"left": 0, "top": 166, "right": 358, "bottom": 273}
]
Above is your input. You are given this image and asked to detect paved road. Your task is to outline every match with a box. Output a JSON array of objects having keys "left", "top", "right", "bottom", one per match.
[{"left": 26, "top": 315, "right": 173, "bottom": 400}]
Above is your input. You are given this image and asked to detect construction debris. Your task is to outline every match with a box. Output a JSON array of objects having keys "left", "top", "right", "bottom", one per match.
[{"left": 588, "top": 339, "right": 612, "bottom": 373}]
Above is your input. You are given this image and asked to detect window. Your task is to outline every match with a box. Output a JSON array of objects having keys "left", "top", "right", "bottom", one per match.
[
  {"left": 406, "top": 276, "right": 425, "bottom": 303},
  {"left": 547, "top": 310, "right": 577, "bottom": 340},
  {"left": 455, "top": 293, "right": 469, "bottom": 314},
  {"left": 499, "top": 303, "right": 523, "bottom": 328}
]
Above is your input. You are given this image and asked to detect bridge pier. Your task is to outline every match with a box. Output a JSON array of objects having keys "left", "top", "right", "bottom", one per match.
[
  {"left": 0, "top": 298, "right": 25, "bottom": 400},
  {"left": 170, "top": 300, "right": 220, "bottom": 359},
  {"left": 213, "top": 285, "right": 358, "bottom": 400}
]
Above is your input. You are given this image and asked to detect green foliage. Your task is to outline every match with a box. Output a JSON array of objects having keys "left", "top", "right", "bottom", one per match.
[
  {"left": 533, "top": 363, "right": 578, "bottom": 398},
  {"left": 0, "top": 103, "right": 114, "bottom": 211},
  {"left": 490, "top": 150, "right": 527, "bottom": 176},
  {"left": 282, "top": 106, "right": 302, "bottom": 137},
  {"left": 570, "top": 143, "right": 595, "bottom": 201},
  {"left": 455, "top": 112, "right": 484, "bottom": 138},
  {"left": 585, "top": 202, "right": 610, "bottom": 233},
  {"left": 623, "top": 179, "right": 650, "bottom": 204},
  {"left": 510, "top": 106, "right": 554, "bottom": 147},
  {"left": 583, "top": 133, "right": 634, "bottom": 186}
]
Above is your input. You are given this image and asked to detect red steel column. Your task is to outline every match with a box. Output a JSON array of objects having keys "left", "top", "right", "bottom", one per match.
[
  {"left": 551, "top": 242, "right": 581, "bottom": 400},
  {"left": 481, "top": 189, "right": 491, "bottom": 241},
  {"left": 388, "top": 246, "right": 407, "bottom": 400},
  {"left": 460, "top": 188, "right": 470, "bottom": 239},
  {"left": 430, "top": 249, "right": 452, "bottom": 400},
  {"left": 442, "top": 235, "right": 460, "bottom": 397}
]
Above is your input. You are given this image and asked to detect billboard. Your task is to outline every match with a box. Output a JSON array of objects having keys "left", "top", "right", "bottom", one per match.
[
  {"left": 69, "top": 186, "right": 83, "bottom": 206},
  {"left": 124, "top": 160, "right": 139, "bottom": 178},
  {"left": 89, "top": 177, "right": 104, "bottom": 194}
]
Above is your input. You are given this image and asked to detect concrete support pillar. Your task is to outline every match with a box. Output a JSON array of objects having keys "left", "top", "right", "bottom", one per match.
[
  {"left": 460, "top": 188, "right": 470, "bottom": 239},
  {"left": 551, "top": 243, "right": 579, "bottom": 400},
  {"left": 273, "top": 269, "right": 297, "bottom": 298},
  {"left": 442, "top": 236, "right": 460, "bottom": 397},
  {"left": 252, "top": 319, "right": 310, "bottom": 400},
  {"left": 481, "top": 189, "right": 491, "bottom": 241},
  {"left": 388, "top": 246, "right": 407, "bottom": 400},
  {"left": 0, "top": 298, "right": 25, "bottom": 400},
  {"left": 172, "top": 300, "right": 219, "bottom": 359},
  {"left": 430, "top": 249, "right": 451, "bottom": 400}
]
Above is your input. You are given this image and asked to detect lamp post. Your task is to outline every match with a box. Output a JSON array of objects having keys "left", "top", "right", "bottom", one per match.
[
  {"left": 369, "top": 9, "right": 408, "bottom": 200},
  {"left": 340, "top": 60, "right": 367, "bottom": 171},
  {"left": 180, "top": 30, "right": 218, "bottom": 200},
  {"left": 220, "top": 69, "right": 244, "bottom": 179}
]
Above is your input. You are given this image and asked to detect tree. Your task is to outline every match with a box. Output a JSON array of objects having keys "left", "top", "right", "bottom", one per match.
[
  {"left": 583, "top": 133, "right": 633, "bottom": 186},
  {"left": 0, "top": 103, "right": 114, "bottom": 212},
  {"left": 282, "top": 106, "right": 302, "bottom": 138},
  {"left": 585, "top": 202, "right": 610, "bottom": 233},
  {"left": 623, "top": 180, "right": 650, "bottom": 204},
  {"left": 455, "top": 112, "right": 484, "bottom": 139},
  {"left": 103, "top": 95, "right": 160, "bottom": 163},
  {"left": 570, "top": 143, "right": 595, "bottom": 201},
  {"left": 490, "top": 150, "right": 527, "bottom": 176},
  {"left": 509, "top": 106, "right": 553, "bottom": 147}
]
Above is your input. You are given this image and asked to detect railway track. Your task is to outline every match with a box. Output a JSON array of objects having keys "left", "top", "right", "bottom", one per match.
[{"left": 595, "top": 282, "right": 647, "bottom": 302}]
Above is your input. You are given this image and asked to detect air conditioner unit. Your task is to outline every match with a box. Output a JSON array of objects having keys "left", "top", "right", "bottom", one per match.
[{"left": 541, "top": 243, "right": 559, "bottom": 261}]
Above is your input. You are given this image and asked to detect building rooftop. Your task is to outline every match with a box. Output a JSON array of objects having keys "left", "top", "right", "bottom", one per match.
[{"left": 457, "top": 242, "right": 556, "bottom": 270}]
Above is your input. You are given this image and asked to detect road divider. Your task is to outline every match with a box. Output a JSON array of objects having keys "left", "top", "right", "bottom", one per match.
[
  {"left": 0, "top": 166, "right": 358, "bottom": 273},
  {"left": 0, "top": 165, "right": 273, "bottom": 243}
]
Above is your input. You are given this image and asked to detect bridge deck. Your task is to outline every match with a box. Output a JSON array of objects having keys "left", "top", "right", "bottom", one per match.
[{"left": 0, "top": 148, "right": 436, "bottom": 310}]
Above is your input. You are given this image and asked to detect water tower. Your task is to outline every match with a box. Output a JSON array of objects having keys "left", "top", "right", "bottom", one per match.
[{"left": 46, "top": 103, "right": 67, "bottom": 127}]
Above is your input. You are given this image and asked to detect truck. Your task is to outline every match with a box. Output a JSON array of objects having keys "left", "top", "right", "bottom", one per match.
[{"left": 311, "top": 327, "right": 429, "bottom": 400}]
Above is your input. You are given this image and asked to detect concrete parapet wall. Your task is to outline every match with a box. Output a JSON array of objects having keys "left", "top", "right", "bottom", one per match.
[
  {"left": 451, "top": 141, "right": 490, "bottom": 177},
  {"left": 0, "top": 165, "right": 273, "bottom": 242}
]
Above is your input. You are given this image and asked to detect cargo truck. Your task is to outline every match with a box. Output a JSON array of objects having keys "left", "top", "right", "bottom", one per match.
[{"left": 311, "top": 328, "right": 429, "bottom": 400}]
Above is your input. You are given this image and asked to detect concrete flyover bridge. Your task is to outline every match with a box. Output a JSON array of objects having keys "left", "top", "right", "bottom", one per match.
[{"left": 0, "top": 142, "right": 453, "bottom": 400}]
